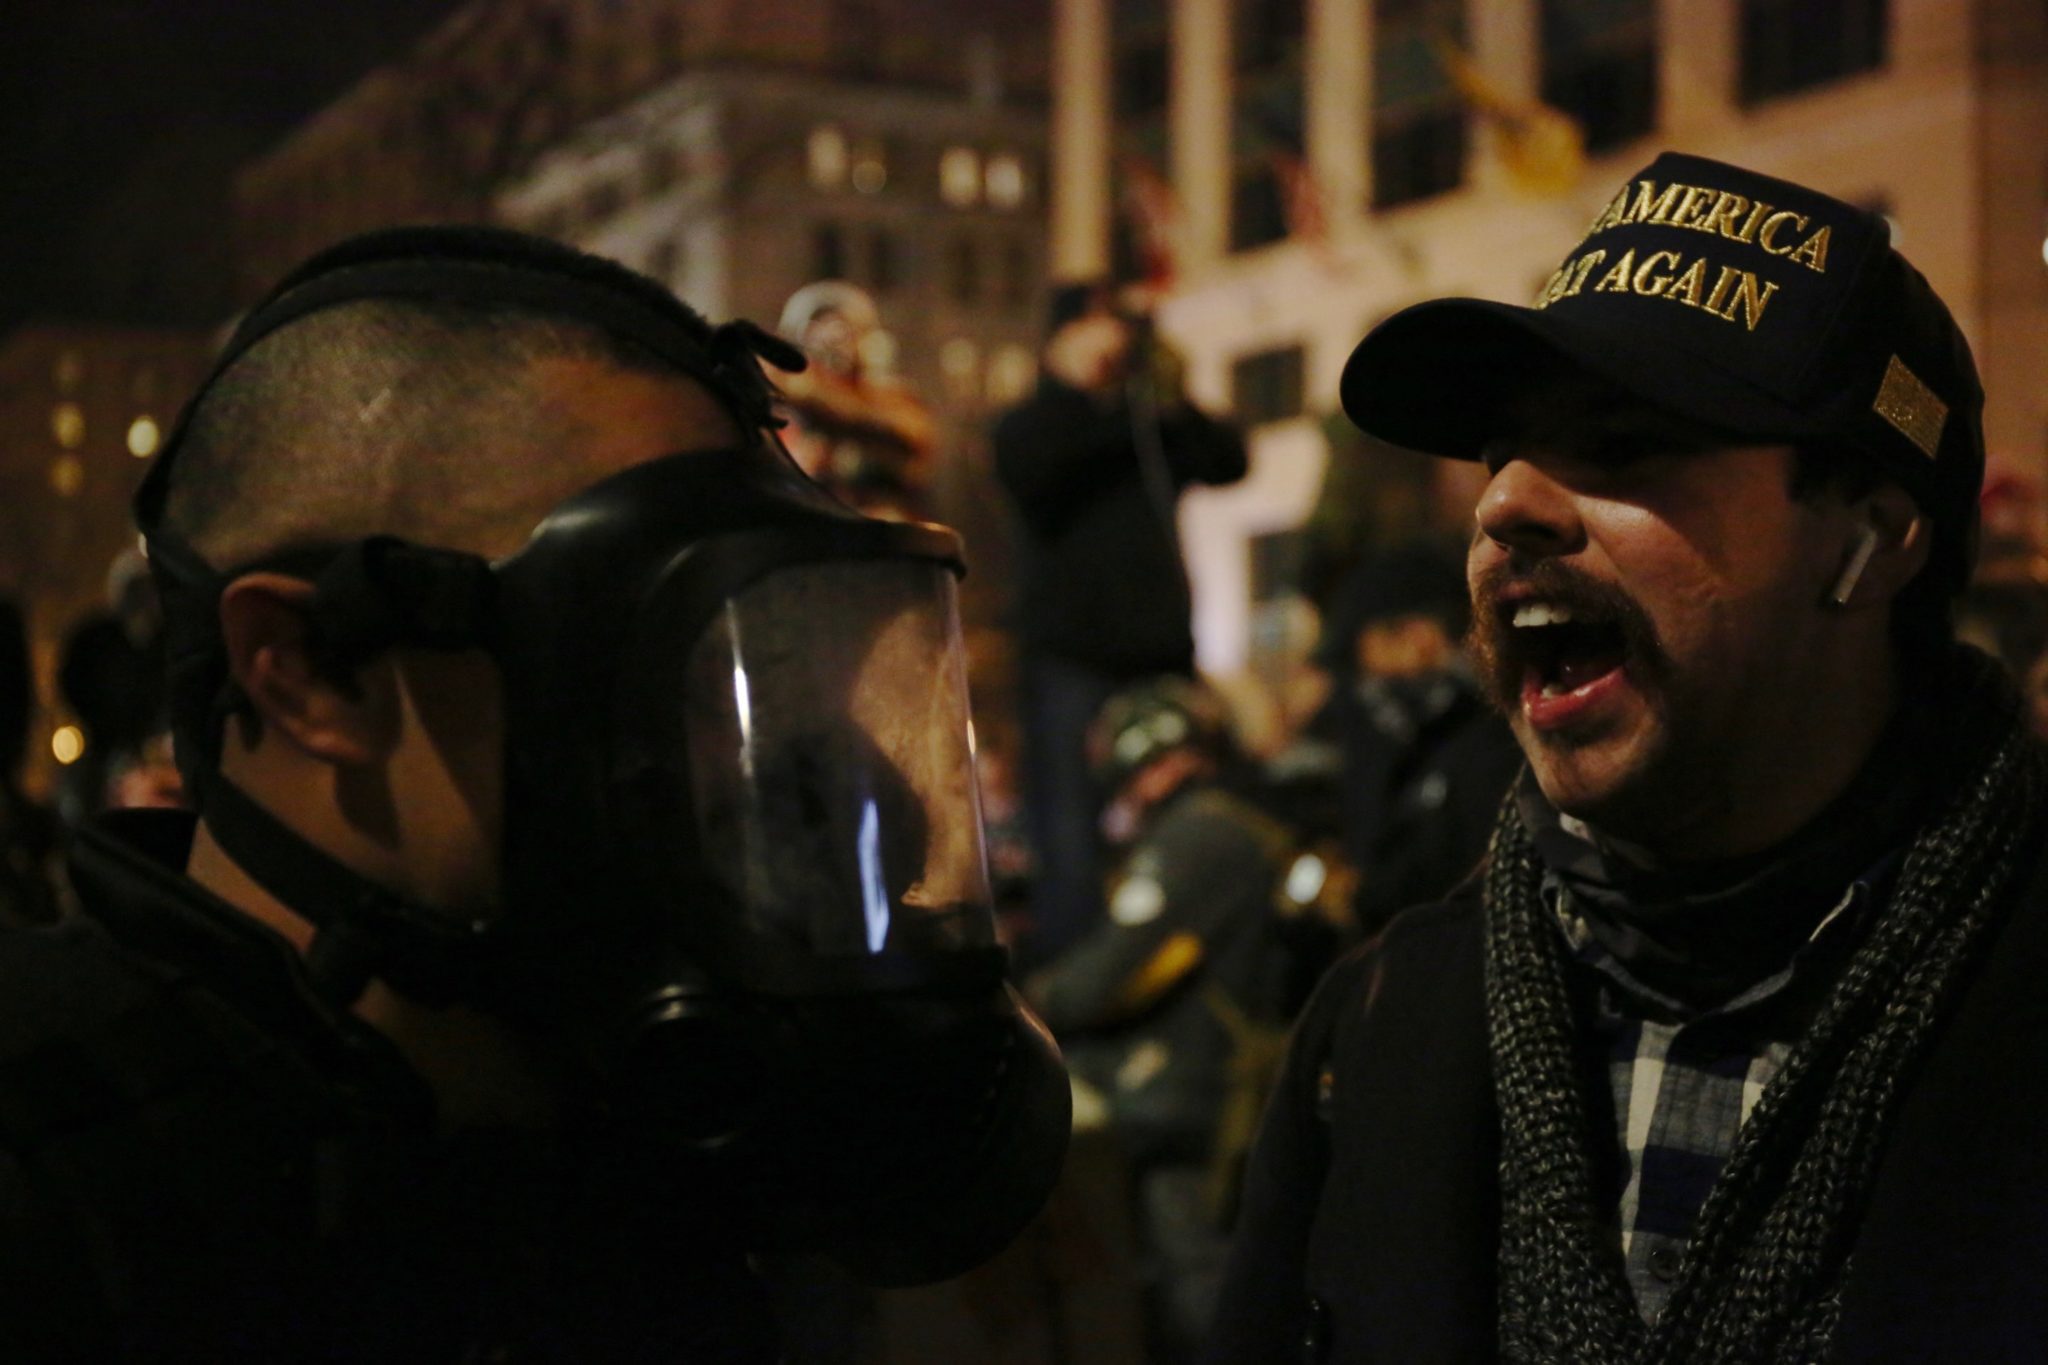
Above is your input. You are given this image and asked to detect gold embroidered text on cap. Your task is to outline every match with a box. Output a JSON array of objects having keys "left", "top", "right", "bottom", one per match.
[{"left": 1873, "top": 355, "right": 1947, "bottom": 460}]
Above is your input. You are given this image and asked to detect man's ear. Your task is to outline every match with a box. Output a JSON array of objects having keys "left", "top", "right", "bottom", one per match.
[
  {"left": 1831, "top": 481, "right": 1929, "bottom": 610},
  {"left": 218, "top": 573, "right": 401, "bottom": 766}
]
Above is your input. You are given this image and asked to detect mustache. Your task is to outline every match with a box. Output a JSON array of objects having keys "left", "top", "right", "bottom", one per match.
[{"left": 1465, "top": 559, "right": 1666, "bottom": 711}]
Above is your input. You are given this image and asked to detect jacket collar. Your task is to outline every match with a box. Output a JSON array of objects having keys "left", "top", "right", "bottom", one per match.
[{"left": 66, "top": 808, "right": 432, "bottom": 1119}]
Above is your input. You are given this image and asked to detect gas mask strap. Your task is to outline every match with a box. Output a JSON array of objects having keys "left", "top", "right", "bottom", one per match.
[
  {"left": 304, "top": 537, "right": 498, "bottom": 674},
  {"left": 142, "top": 528, "right": 499, "bottom": 797},
  {"left": 196, "top": 770, "right": 493, "bottom": 1010},
  {"left": 144, "top": 526, "right": 240, "bottom": 796}
]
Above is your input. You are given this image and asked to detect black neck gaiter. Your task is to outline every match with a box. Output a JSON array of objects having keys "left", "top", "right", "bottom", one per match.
[{"left": 1517, "top": 696, "right": 1942, "bottom": 1010}]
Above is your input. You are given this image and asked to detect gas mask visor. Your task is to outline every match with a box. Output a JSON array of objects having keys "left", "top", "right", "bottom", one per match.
[{"left": 627, "top": 524, "right": 1000, "bottom": 995}]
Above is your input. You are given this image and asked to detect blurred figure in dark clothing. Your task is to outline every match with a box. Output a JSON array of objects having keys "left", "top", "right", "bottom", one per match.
[
  {"left": 1026, "top": 678, "right": 1333, "bottom": 1365},
  {"left": 1307, "top": 543, "right": 1522, "bottom": 936},
  {"left": 55, "top": 548, "right": 178, "bottom": 823},
  {"left": 994, "top": 283, "right": 1247, "bottom": 962},
  {"left": 0, "top": 598, "right": 61, "bottom": 926},
  {"left": 0, "top": 601, "right": 32, "bottom": 788}
]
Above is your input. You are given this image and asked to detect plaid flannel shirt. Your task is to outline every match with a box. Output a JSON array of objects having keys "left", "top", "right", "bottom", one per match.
[{"left": 1549, "top": 875, "right": 1873, "bottom": 1324}]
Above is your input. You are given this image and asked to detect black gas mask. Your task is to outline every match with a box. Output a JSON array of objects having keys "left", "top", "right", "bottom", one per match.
[{"left": 133, "top": 227, "right": 1069, "bottom": 1285}]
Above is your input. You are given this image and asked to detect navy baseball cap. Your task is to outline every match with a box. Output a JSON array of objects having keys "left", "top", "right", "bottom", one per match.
[{"left": 1340, "top": 152, "right": 1986, "bottom": 593}]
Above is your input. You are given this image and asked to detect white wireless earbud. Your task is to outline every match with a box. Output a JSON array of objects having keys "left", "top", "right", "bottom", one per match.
[{"left": 1830, "top": 523, "right": 1882, "bottom": 606}]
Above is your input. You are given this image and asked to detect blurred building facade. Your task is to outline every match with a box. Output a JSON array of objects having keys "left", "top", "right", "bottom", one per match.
[
  {"left": 493, "top": 65, "right": 1049, "bottom": 445},
  {"left": 0, "top": 326, "right": 212, "bottom": 793},
  {"left": 233, "top": 0, "right": 1052, "bottom": 300},
  {"left": 1047, "top": 0, "right": 2048, "bottom": 675}
]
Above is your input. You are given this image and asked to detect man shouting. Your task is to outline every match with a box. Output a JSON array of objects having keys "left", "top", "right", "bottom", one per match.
[{"left": 1208, "top": 153, "right": 2048, "bottom": 1362}]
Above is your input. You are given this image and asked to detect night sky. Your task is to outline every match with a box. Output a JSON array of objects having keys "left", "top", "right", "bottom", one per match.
[{"left": 0, "top": 0, "right": 465, "bottom": 331}]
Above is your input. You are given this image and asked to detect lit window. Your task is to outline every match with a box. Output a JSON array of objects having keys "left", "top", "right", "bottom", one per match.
[
  {"left": 987, "top": 345, "right": 1037, "bottom": 405},
  {"left": 986, "top": 154, "right": 1027, "bottom": 209},
  {"left": 940, "top": 338, "right": 980, "bottom": 402},
  {"left": 808, "top": 124, "right": 849, "bottom": 188},
  {"left": 127, "top": 416, "right": 161, "bottom": 459},
  {"left": 51, "top": 725, "right": 84, "bottom": 766},
  {"left": 851, "top": 140, "right": 888, "bottom": 195},
  {"left": 940, "top": 147, "right": 981, "bottom": 207},
  {"left": 51, "top": 403, "right": 85, "bottom": 449},
  {"left": 50, "top": 455, "right": 84, "bottom": 497}
]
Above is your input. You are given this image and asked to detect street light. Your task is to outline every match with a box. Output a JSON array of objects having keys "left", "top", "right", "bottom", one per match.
[{"left": 51, "top": 725, "right": 84, "bottom": 766}]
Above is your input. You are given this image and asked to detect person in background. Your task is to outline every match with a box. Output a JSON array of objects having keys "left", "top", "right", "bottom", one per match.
[
  {"left": 772, "top": 280, "right": 936, "bottom": 521},
  {"left": 55, "top": 548, "right": 174, "bottom": 823},
  {"left": 994, "top": 283, "right": 1247, "bottom": 964},
  {"left": 0, "top": 598, "right": 61, "bottom": 927},
  {"left": 1029, "top": 678, "right": 1342, "bottom": 1365},
  {"left": 1316, "top": 542, "right": 1523, "bottom": 935}
]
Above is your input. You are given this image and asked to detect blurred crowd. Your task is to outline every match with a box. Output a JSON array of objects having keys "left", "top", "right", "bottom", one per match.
[{"left": 7, "top": 272, "right": 2048, "bottom": 1363}]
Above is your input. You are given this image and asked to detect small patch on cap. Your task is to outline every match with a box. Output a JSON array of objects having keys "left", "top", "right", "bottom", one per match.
[{"left": 1873, "top": 355, "right": 1947, "bottom": 460}]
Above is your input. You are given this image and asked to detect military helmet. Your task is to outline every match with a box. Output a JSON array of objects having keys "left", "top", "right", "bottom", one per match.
[{"left": 1087, "top": 677, "right": 1232, "bottom": 795}]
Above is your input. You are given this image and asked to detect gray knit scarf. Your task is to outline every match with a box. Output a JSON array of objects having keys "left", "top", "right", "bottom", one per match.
[{"left": 1487, "top": 651, "right": 2047, "bottom": 1363}]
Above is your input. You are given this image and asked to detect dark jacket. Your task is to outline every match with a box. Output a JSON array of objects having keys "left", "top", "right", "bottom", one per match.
[
  {"left": 0, "top": 810, "right": 777, "bottom": 1363},
  {"left": 1331, "top": 676, "right": 1522, "bottom": 936},
  {"left": 993, "top": 377, "right": 1246, "bottom": 677},
  {"left": 1031, "top": 785, "right": 1298, "bottom": 1169},
  {"left": 1206, "top": 851, "right": 2048, "bottom": 1363}
]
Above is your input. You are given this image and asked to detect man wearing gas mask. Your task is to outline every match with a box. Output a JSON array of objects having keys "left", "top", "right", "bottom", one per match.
[{"left": 0, "top": 227, "right": 1069, "bottom": 1361}]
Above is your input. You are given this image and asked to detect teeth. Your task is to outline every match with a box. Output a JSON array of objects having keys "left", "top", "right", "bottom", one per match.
[
  {"left": 1540, "top": 682, "right": 1568, "bottom": 699},
  {"left": 1512, "top": 602, "right": 1576, "bottom": 628}
]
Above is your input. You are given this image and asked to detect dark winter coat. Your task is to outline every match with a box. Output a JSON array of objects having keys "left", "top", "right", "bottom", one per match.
[
  {"left": 993, "top": 377, "right": 1246, "bottom": 677},
  {"left": 1204, "top": 851, "right": 2048, "bottom": 1362},
  {"left": 1330, "top": 676, "right": 1522, "bottom": 936},
  {"left": 0, "top": 810, "right": 778, "bottom": 1362},
  {"left": 1031, "top": 785, "right": 1298, "bottom": 1168}
]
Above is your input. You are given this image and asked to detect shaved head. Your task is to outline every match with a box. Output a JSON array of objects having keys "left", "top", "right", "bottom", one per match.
[{"left": 163, "top": 299, "right": 741, "bottom": 567}]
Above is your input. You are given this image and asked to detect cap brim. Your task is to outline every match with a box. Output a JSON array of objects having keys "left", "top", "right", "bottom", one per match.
[{"left": 1339, "top": 298, "right": 1832, "bottom": 459}]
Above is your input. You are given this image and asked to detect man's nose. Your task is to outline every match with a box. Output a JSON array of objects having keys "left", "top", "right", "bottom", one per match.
[{"left": 1474, "top": 455, "right": 1586, "bottom": 560}]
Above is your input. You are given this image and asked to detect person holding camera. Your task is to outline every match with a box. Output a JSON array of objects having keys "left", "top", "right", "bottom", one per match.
[{"left": 993, "top": 283, "right": 1247, "bottom": 964}]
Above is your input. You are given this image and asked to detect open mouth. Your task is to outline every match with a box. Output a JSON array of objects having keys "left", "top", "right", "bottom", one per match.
[
  {"left": 1470, "top": 564, "right": 1663, "bottom": 734},
  {"left": 1510, "top": 602, "right": 1629, "bottom": 697},
  {"left": 1498, "top": 600, "right": 1636, "bottom": 730}
]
